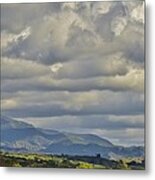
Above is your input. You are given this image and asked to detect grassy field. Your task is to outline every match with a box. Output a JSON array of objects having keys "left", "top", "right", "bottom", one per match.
[{"left": 0, "top": 151, "right": 145, "bottom": 170}]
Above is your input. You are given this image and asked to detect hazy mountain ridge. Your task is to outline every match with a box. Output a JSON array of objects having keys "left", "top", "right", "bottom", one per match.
[{"left": 0, "top": 116, "right": 144, "bottom": 158}]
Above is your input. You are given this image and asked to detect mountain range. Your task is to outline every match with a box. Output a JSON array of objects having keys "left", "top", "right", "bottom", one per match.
[{"left": 0, "top": 116, "right": 144, "bottom": 159}]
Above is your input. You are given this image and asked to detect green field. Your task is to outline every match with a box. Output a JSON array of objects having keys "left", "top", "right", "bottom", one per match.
[{"left": 0, "top": 151, "right": 145, "bottom": 170}]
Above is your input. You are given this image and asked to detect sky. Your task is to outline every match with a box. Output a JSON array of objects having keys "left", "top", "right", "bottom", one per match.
[{"left": 1, "top": 1, "right": 145, "bottom": 146}]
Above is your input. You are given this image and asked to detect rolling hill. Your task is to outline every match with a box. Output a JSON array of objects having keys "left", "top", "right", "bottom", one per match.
[{"left": 0, "top": 115, "right": 144, "bottom": 158}]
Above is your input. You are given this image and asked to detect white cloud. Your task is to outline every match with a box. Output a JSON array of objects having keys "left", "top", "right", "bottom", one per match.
[
  {"left": 92, "top": 2, "right": 112, "bottom": 17},
  {"left": 131, "top": 2, "right": 144, "bottom": 24},
  {"left": 111, "top": 16, "right": 127, "bottom": 36},
  {"left": 62, "top": 2, "right": 77, "bottom": 11},
  {"left": 13, "top": 26, "right": 31, "bottom": 42},
  {"left": 1, "top": 26, "right": 31, "bottom": 49},
  {"left": 100, "top": 68, "right": 144, "bottom": 93},
  {"left": 50, "top": 63, "right": 63, "bottom": 73}
]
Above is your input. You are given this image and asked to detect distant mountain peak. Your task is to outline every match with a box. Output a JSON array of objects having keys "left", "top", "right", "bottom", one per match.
[
  {"left": 1, "top": 115, "right": 34, "bottom": 129},
  {"left": 1, "top": 116, "right": 144, "bottom": 158}
]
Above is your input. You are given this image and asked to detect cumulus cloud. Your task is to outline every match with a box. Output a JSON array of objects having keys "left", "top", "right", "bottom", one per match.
[
  {"left": 1, "top": 1, "right": 144, "bottom": 65},
  {"left": 1, "top": 1, "right": 145, "bottom": 146}
]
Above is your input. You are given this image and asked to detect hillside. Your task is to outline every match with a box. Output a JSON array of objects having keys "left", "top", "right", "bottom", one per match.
[{"left": 1, "top": 116, "right": 144, "bottom": 158}]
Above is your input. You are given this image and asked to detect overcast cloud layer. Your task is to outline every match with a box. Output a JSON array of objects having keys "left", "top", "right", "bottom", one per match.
[{"left": 1, "top": 1, "right": 145, "bottom": 146}]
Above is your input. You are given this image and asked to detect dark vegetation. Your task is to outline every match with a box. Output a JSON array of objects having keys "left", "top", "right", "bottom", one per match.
[{"left": 0, "top": 151, "right": 145, "bottom": 170}]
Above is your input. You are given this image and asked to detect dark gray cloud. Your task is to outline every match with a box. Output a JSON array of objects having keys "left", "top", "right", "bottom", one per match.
[
  {"left": 23, "top": 114, "right": 144, "bottom": 130},
  {"left": 1, "top": 57, "right": 50, "bottom": 79},
  {"left": 1, "top": 67, "right": 144, "bottom": 93},
  {"left": 1, "top": 3, "right": 61, "bottom": 33},
  {"left": 2, "top": 90, "right": 144, "bottom": 117}
]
